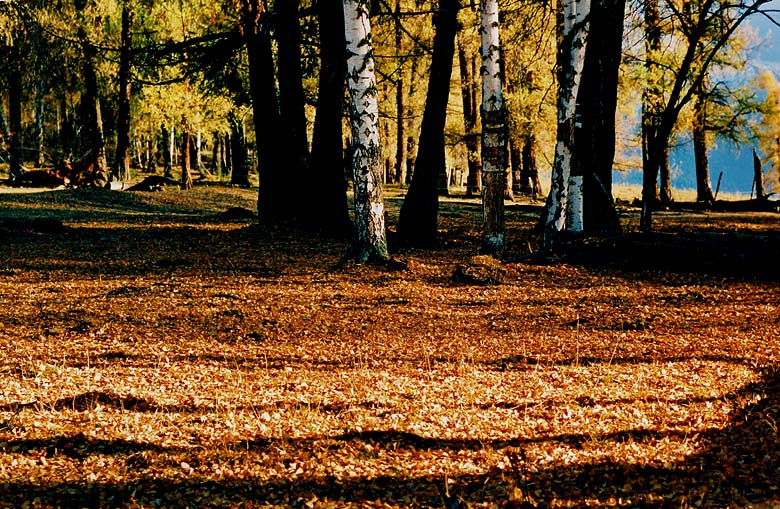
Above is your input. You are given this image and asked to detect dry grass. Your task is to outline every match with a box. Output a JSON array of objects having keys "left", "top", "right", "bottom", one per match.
[{"left": 0, "top": 183, "right": 779, "bottom": 508}]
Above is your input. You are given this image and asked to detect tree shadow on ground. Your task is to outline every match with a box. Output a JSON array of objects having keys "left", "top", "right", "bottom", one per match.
[{"left": 1, "top": 365, "right": 778, "bottom": 507}]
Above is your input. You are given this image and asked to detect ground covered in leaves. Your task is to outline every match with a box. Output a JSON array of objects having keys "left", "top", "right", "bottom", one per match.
[{"left": 0, "top": 184, "right": 779, "bottom": 508}]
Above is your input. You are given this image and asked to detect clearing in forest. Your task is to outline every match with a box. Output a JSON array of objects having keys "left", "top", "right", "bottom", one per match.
[{"left": 0, "top": 184, "right": 779, "bottom": 508}]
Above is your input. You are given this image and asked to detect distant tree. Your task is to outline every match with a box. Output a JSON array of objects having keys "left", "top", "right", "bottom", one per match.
[{"left": 343, "top": 0, "right": 389, "bottom": 262}]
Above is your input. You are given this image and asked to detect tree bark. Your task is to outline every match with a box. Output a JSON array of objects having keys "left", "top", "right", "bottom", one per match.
[
  {"left": 394, "top": 0, "right": 406, "bottom": 186},
  {"left": 693, "top": 88, "right": 714, "bottom": 203},
  {"left": 33, "top": 80, "right": 46, "bottom": 168},
  {"left": 180, "top": 120, "right": 193, "bottom": 190},
  {"left": 8, "top": 35, "right": 24, "bottom": 181},
  {"left": 573, "top": 0, "right": 624, "bottom": 234},
  {"left": 753, "top": 148, "right": 765, "bottom": 199},
  {"left": 79, "top": 27, "right": 108, "bottom": 187},
  {"left": 480, "top": 0, "right": 508, "bottom": 256},
  {"left": 343, "top": 0, "right": 389, "bottom": 262},
  {"left": 229, "top": 112, "right": 250, "bottom": 187},
  {"left": 114, "top": 6, "right": 134, "bottom": 182},
  {"left": 305, "top": 0, "right": 352, "bottom": 236},
  {"left": 397, "top": 0, "right": 459, "bottom": 247},
  {"left": 241, "top": 0, "right": 289, "bottom": 222},
  {"left": 161, "top": 124, "right": 173, "bottom": 178},
  {"left": 522, "top": 135, "right": 542, "bottom": 199},
  {"left": 276, "top": 0, "right": 310, "bottom": 184},
  {"left": 458, "top": 37, "right": 482, "bottom": 198},
  {"left": 543, "top": 0, "right": 591, "bottom": 249}
]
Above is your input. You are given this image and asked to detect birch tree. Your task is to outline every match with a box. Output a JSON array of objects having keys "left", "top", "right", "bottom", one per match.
[
  {"left": 343, "top": 0, "right": 389, "bottom": 262},
  {"left": 480, "top": 0, "right": 508, "bottom": 256},
  {"left": 542, "top": 0, "right": 591, "bottom": 250}
]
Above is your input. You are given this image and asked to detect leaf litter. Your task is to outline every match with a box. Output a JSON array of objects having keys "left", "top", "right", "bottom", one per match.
[{"left": 0, "top": 186, "right": 779, "bottom": 508}]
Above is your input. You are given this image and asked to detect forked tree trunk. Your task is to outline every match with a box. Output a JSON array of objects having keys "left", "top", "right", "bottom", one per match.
[
  {"left": 480, "top": 0, "right": 507, "bottom": 256},
  {"left": 543, "top": 0, "right": 591, "bottom": 250},
  {"left": 114, "top": 6, "right": 134, "bottom": 182},
  {"left": 458, "top": 38, "right": 482, "bottom": 198},
  {"left": 343, "top": 0, "right": 389, "bottom": 262},
  {"left": 397, "top": 0, "right": 459, "bottom": 247}
]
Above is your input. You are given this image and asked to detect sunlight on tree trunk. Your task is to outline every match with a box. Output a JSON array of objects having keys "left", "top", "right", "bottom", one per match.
[
  {"left": 543, "top": 0, "right": 590, "bottom": 250},
  {"left": 343, "top": 0, "right": 389, "bottom": 262},
  {"left": 480, "top": 0, "right": 508, "bottom": 256}
]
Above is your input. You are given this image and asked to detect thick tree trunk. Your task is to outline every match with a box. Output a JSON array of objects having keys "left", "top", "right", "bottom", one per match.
[
  {"left": 229, "top": 112, "right": 250, "bottom": 187},
  {"left": 458, "top": 37, "right": 482, "bottom": 198},
  {"left": 573, "top": 0, "right": 624, "bottom": 234},
  {"left": 397, "top": 0, "right": 459, "bottom": 247},
  {"left": 659, "top": 144, "right": 673, "bottom": 203},
  {"left": 343, "top": 0, "right": 389, "bottom": 262},
  {"left": 305, "top": 0, "right": 352, "bottom": 236},
  {"left": 276, "top": 0, "right": 310, "bottom": 184},
  {"left": 480, "top": 0, "right": 507, "bottom": 256},
  {"left": 522, "top": 135, "right": 542, "bottom": 199},
  {"left": 241, "top": 0, "right": 289, "bottom": 222},
  {"left": 114, "top": 6, "right": 134, "bottom": 182},
  {"left": 543, "top": 0, "right": 591, "bottom": 249},
  {"left": 180, "top": 121, "right": 193, "bottom": 190}
]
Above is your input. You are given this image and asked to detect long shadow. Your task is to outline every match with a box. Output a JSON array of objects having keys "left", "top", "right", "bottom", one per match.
[{"left": 1, "top": 366, "right": 778, "bottom": 507}]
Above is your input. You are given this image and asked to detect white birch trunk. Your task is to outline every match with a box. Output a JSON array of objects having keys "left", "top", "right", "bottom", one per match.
[
  {"left": 480, "top": 0, "right": 507, "bottom": 256},
  {"left": 544, "top": 0, "right": 591, "bottom": 246},
  {"left": 343, "top": 0, "right": 389, "bottom": 262}
]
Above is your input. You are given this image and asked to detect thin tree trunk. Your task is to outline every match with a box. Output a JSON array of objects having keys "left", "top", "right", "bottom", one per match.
[
  {"left": 458, "top": 34, "right": 481, "bottom": 198},
  {"left": 0, "top": 101, "right": 9, "bottom": 141},
  {"left": 753, "top": 148, "right": 765, "bottom": 199},
  {"left": 181, "top": 120, "right": 193, "bottom": 190},
  {"left": 212, "top": 131, "right": 222, "bottom": 176},
  {"left": 522, "top": 135, "right": 542, "bottom": 199},
  {"left": 480, "top": 0, "right": 507, "bottom": 256},
  {"left": 33, "top": 80, "right": 46, "bottom": 167},
  {"left": 8, "top": 36, "right": 25, "bottom": 181},
  {"left": 404, "top": 54, "right": 420, "bottom": 185},
  {"left": 162, "top": 124, "right": 173, "bottom": 178},
  {"left": 114, "top": 6, "right": 134, "bottom": 182},
  {"left": 397, "top": 0, "right": 459, "bottom": 247},
  {"left": 693, "top": 89, "right": 714, "bottom": 203},
  {"left": 343, "top": 0, "right": 389, "bottom": 262},
  {"left": 395, "top": 0, "right": 406, "bottom": 186}
]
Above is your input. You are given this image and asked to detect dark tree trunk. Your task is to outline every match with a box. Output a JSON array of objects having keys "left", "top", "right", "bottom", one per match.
[
  {"left": 405, "top": 136, "right": 415, "bottom": 185},
  {"left": 181, "top": 122, "right": 193, "bottom": 190},
  {"left": 303, "top": 0, "right": 352, "bottom": 236},
  {"left": 57, "top": 91, "right": 75, "bottom": 164},
  {"left": 79, "top": 28, "right": 108, "bottom": 187},
  {"left": 161, "top": 124, "right": 173, "bottom": 178},
  {"left": 241, "top": 0, "right": 289, "bottom": 222},
  {"left": 659, "top": 144, "right": 673, "bottom": 203},
  {"left": 224, "top": 132, "right": 233, "bottom": 177},
  {"left": 33, "top": 80, "right": 46, "bottom": 167},
  {"left": 458, "top": 40, "right": 481, "bottom": 198},
  {"left": 212, "top": 131, "right": 222, "bottom": 176},
  {"left": 0, "top": 101, "right": 9, "bottom": 141},
  {"left": 522, "top": 135, "right": 542, "bottom": 199},
  {"left": 397, "top": 0, "right": 459, "bottom": 247},
  {"left": 229, "top": 112, "right": 250, "bottom": 187},
  {"left": 641, "top": 0, "right": 663, "bottom": 230},
  {"left": 573, "top": 0, "right": 624, "bottom": 234},
  {"left": 753, "top": 148, "right": 765, "bottom": 199},
  {"left": 276, "top": 0, "right": 310, "bottom": 181},
  {"left": 113, "top": 6, "right": 134, "bottom": 182},
  {"left": 693, "top": 91, "right": 714, "bottom": 203},
  {"left": 8, "top": 37, "right": 24, "bottom": 181}
]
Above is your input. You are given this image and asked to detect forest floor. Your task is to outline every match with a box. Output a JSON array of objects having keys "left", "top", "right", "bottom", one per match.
[{"left": 0, "top": 181, "right": 779, "bottom": 508}]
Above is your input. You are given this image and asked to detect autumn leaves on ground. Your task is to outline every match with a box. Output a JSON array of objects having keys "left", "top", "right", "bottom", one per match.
[{"left": 0, "top": 185, "right": 779, "bottom": 508}]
